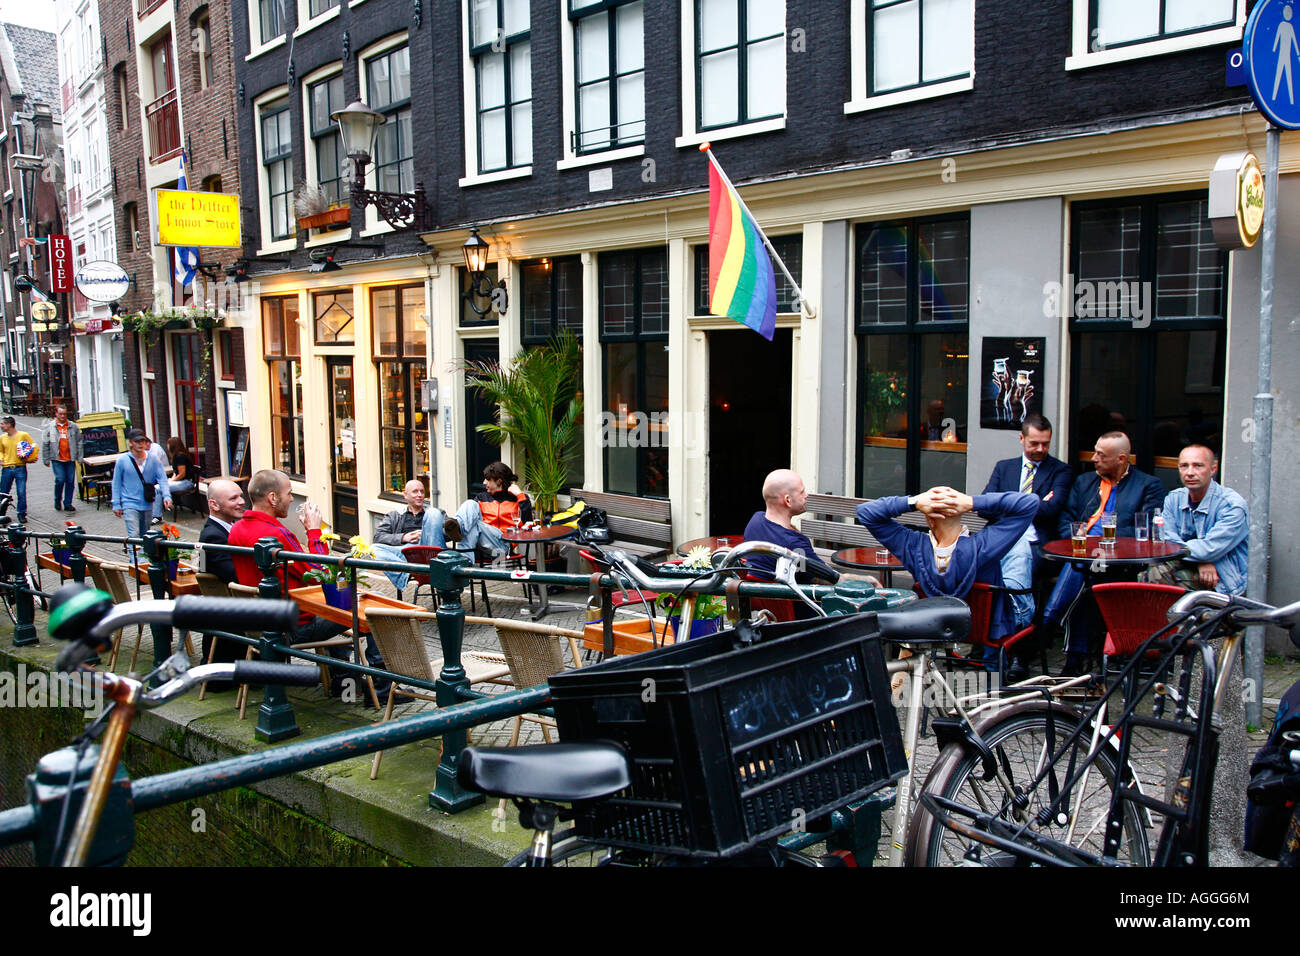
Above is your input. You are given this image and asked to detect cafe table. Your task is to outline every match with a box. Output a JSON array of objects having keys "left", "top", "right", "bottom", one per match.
[
  {"left": 130, "top": 560, "right": 200, "bottom": 596},
  {"left": 830, "top": 547, "right": 905, "bottom": 587},
  {"left": 1041, "top": 537, "right": 1189, "bottom": 569},
  {"left": 676, "top": 535, "right": 746, "bottom": 556},
  {"left": 500, "top": 524, "right": 577, "bottom": 620},
  {"left": 287, "top": 586, "right": 420, "bottom": 633}
]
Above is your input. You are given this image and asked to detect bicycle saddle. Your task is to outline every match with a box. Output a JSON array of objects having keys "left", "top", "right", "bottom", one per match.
[
  {"left": 458, "top": 742, "right": 631, "bottom": 802},
  {"left": 876, "top": 597, "right": 972, "bottom": 644}
]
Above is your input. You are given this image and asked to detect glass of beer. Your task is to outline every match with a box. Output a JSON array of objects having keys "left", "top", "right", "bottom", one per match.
[
  {"left": 1101, "top": 513, "right": 1117, "bottom": 547},
  {"left": 1134, "top": 511, "right": 1150, "bottom": 543},
  {"left": 1071, "top": 522, "right": 1088, "bottom": 556}
]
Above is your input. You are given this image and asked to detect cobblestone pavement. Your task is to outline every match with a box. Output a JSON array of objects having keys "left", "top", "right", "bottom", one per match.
[{"left": 13, "top": 414, "right": 1298, "bottom": 865}]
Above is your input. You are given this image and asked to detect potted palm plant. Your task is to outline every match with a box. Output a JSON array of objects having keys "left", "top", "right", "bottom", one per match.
[{"left": 462, "top": 330, "right": 583, "bottom": 515}]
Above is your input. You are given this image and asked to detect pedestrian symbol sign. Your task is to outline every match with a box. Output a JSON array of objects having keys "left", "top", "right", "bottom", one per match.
[{"left": 1244, "top": 0, "right": 1300, "bottom": 129}]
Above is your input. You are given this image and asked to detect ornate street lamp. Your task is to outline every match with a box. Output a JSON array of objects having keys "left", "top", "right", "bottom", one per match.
[
  {"left": 330, "top": 100, "right": 431, "bottom": 231},
  {"left": 461, "top": 227, "right": 507, "bottom": 317}
]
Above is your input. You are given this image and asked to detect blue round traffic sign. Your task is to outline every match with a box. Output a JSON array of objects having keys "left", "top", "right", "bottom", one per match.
[{"left": 1244, "top": 0, "right": 1300, "bottom": 129}]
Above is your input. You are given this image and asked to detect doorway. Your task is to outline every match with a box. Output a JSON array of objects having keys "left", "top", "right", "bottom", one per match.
[
  {"left": 463, "top": 340, "right": 499, "bottom": 497},
  {"left": 707, "top": 328, "right": 793, "bottom": 535},
  {"left": 327, "top": 357, "right": 359, "bottom": 542}
]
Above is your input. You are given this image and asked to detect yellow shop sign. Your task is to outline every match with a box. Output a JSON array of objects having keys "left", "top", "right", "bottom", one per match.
[{"left": 156, "top": 190, "right": 242, "bottom": 248}]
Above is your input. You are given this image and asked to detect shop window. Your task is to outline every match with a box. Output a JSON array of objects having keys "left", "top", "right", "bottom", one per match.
[
  {"left": 263, "top": 295, "right": 305, "bottom": 479},
  {"left": 855, "top": 215, "right": 969, "bottom": 496},
  {"left": 372, "top": 285, "right": 429, "bottom": 496}
]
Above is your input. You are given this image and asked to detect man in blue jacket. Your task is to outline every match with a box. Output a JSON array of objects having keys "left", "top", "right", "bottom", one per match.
[
  {"left": 1147, "top": 444, "right": 1248, "bottom": 595},
  {"left": 982, "top": 414, "right": 1073, "bottom": 573},
  {"left": 858, "top": 487, "right": 1037, "bottom": 671},
  {"left": 1038, "top": 430, "right": 1166, "bottom": 675}
]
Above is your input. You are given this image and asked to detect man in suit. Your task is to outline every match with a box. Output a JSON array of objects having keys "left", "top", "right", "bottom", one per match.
[
  {"left": 982, "top": 413, "right": 1072, "bottom": 572},
  {"left": 198, "top": 478, "right": 246, "bottom": 690},
  {"left": 1038, "top": 430, "right": 1166, "bottom": 675}
]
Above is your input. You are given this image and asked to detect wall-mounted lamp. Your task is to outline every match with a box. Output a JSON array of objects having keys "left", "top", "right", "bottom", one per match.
[
  {"left": 330, "top": 100, "right": 431, "bottom": 231},
  {"left": 225, "top": 256, "right": 291, "bottom": 283},
  {"left": 307, "top": 242, "right": 384, "bottom": 274},
  {"left": 461, "top": 227, "right": 508, "bottom": 317}
]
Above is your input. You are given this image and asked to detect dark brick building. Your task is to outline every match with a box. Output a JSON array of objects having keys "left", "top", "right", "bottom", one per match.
[{"left": 101, "top": 0, "right": 246, "bottom": 479}]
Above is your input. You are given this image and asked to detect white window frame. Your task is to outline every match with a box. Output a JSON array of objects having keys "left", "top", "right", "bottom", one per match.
[
  {"left": 301, "top": 62, "right": 353, "bottom": 246},
  {"left": 295, "top": 0, "right": 344, "bottom": 36},
  {"left": 1065, "top": 0, "right": 1246, "bottom": 71},
  {"left": 845, "top": 0, "right": 976, "bottom": 115},
  {"left": 358, "top": 32, "right": 412, "bottom": 235},
  {"left": 460, "top": 0, "right": 534, "bottom": 186},
  {"left": 253, "top": 86, "right": 297, "bottom": 255},
  {"left": 246, "top": 0, "right": 289, "bottom": 60},
  {"left": 558, "top": 0, "right": 647, "bottom": 170},
  {"left": 675, "top": 0, "right": 787, "bottom": 149}
]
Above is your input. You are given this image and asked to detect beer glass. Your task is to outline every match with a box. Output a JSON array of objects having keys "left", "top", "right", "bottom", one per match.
[
  {"left": 1071, "top": 522, "right": 1088, "bottom": 556},
  {"left": 1101, "top": 513, "right": 1117, "bottom": 547}
]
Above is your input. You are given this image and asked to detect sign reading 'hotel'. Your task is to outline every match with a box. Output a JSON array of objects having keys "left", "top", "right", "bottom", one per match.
[{"left": 155, "top": 189, "right": 242, "bottom": 248}]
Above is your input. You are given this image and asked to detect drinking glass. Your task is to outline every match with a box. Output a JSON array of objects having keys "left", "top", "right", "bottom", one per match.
[
  {"left": 876, "top": 549, "right": 892, "bottom": 565},
  {"left": 1071, "top": 521, "right": 1088, "bottom": 556},
  {"left": 715, "top": 537, "right": 730, "bottom": 548},
  {"left": 1134, "top": 511, "right": 1150, "bottom": 543},
  {"left": 1101, "top": 513, "right": 1117, "bottom": 546}
]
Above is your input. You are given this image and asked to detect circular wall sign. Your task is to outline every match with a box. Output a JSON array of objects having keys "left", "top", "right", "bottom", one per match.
[{"left": 74, "top": 260, "right": 130, "bottom": 303}]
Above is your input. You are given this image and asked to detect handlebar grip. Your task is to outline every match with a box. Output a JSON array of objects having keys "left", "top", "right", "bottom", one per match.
[
  {"left": 802, "top": 557, "right": 840, "bottom": 585},
  {"left": 172, "top": 596, "right": 300, "bottom": 634},
  {"left": 231, "top": 660, "right": 322, "bottom": 687}
]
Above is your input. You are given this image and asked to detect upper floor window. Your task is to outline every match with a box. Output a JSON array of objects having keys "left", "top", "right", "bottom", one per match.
[
  {"left": 192, "top": 9, "right": 213, "bottom": 90},
  {"left": 1067, "top": 0, "right": 1245, "bottom": 69},
  {"left": 260, "top": 98, "right": 293, "bottom": 241},
  {"left": 695, "top": 0, "right": 785, "bottom": 131},
  {"left": 870, "top": 0, "right": 972, "bottom": 95},
  {"left": 259, "top": 0, "right": 284, "bottom": 46},
  {"left": 366, "top": 44, "right": 413, "bottom": 195},
  {"left": 570, "top": 0, "right": 645, "bottom": 154},
  {"left": 470, "top": 0, "right": 532, "bottom": 173},
  {"left": 309, "top": 72, "right": 346, "bottom": 204},
  {"left": 115, "top": 65, "right": 130, "bottom": 129},
  {"left": 310, "top": 0, "right": 341, "bottom": 15}
]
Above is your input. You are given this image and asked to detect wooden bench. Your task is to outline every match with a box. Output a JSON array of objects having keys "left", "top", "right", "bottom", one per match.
[{"left": 566, "top": 488, "right": 673, "bottom": 560}]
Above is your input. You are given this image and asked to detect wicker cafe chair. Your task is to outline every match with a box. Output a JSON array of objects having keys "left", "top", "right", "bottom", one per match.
[
  {"left": 194, "top": 572, "right": 233, "bottom": 702},
  {"left": 98, "top": 562, "right": 146, "bottom": 674},
  {"left": 364, "top": 608, "right": 512, "bottom": 780},
  {"left": 227, "top": 582, "right": 366, "bottom": 718}
]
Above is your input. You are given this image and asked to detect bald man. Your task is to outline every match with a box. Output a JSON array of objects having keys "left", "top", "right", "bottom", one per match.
[
  {"left": 371, "top": 478, "right": 446, "bottom": 592},
  {"left": 741, "top": 469, "right": 817, "bottom": 581}
]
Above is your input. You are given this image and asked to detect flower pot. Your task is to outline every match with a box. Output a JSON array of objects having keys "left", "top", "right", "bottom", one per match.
[
  {"left": 52, "top": 548, "right": 72, "bottom": 567},
  {"left": 668, "top": 615, "right": 723, "bottom": 641},
  {"left": 166, "top": 559, "right": 180, "bottom": 581},
  {"left": 321, "top": 583, "right": 354, "bottom": 610},
  {"left": 297, "top": 206, "right": 351, "bottom": 230}
]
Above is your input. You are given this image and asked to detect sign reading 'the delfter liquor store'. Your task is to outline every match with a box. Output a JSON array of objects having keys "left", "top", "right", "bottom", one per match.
[{"left": 48, "top": 234, "right": 72, "bottom": 293}]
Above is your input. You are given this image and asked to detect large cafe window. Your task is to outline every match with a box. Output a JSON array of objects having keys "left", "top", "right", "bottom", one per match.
[
  {"left": 602, "top": 247, "right": 668, "bottom": 498},
  {"left": 1068, "top": 193, "right": 1227, "bottom": 491},
  {"left": 855, "top": 215, "right": 969, "bottom": 496},
  {"left": 521, "top": 256, "right": 585, "bottom": 486},
  {"left": 263, "top": 296, "right": 305, "bottom": 479},
  {"left": 373, "top": 285, "right": 430, "bottom": 496}
]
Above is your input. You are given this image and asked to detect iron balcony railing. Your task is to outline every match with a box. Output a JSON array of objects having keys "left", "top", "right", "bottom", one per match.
[{"left": 146, "top": 88, "right": 181, "bottom": 164}]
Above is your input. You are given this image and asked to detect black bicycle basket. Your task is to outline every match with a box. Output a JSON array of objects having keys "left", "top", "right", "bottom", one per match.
[{"left": 548, "top": 610, "right": 906, "bottom": 858}]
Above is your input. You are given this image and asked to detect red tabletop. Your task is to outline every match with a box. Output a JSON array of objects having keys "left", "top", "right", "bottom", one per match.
[
  {"left": 830, "top": 547, "right": 905, "bottom": 573},
  {"left": 677, "top": 535, "right": 746, "bottom": 555},
  {"left": 500, "top": 525, "right": 576, "bottom": 543},
  {"left": 1042, "top": 537, "right": 1189, "bottom": 566},
  {"left": 287, "top": 586, "right": 420, "bottom": 633}
]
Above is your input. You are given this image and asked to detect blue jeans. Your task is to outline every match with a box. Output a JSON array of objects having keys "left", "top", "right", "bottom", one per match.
[
  {"left": 122, "top": 508, "right": 152, "bottom": 565},
  {"left": 370, "top": 509, "right": 447, "bottom": 591},
  {"left": 1, "top": 465, "right": 28, "bottom": 517},
  {"left": 51, "top": 459, "right": 76, "bottom": 508},
  {"left": 452, "top": 499, "right": 508, "bottom": 558}
]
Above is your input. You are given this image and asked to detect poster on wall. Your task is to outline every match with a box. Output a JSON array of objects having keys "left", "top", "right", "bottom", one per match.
[{"left": 980, "top": 337, "right": 1045, "bottom": 430}]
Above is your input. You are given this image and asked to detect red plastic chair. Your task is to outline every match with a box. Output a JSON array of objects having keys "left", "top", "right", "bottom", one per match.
[
  {"left": 744, "top": 572, "right": 798, "bottom": 623},
  {"left": 915, "top": 581, "right": 1039, "bottom": 676},
  {"left": 580, "top": 549, "right": 659, "bottom": 611},
  {"left": 1090, "top": 582, "right": 1186, "bottom": 658},
  {"left": 401, "top": 544, "right": 494, "bottom": 615}
]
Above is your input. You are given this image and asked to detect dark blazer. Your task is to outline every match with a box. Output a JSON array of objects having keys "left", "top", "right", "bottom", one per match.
[
  {"left": 199, "top": 517, "right": 236, "bottom": 583},
  {"left": 1057, "top": 466, "right": 1166, "bottom": 539},
  {"left": 983, "top": 455, "right": 1073, "bottom": 542}
]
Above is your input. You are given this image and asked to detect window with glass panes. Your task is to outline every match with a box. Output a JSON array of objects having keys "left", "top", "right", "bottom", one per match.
[
  {"left": 366, "top": 45, "right": 413, "bottom": 195},
  {"left": 314, "top": 289, "right": 354, "bottom": 345},
  {"left": 1068, "top": 193, "right": 1227, "bottom": 490},
  {"left": 309, "top": 73, "right": 346, "bottom": 205},
  {"left": 521, "top": 257, "right": 583, "bottom": 344},
  {"left": 694, "top": 233, "right": 802, "bottom": 314},
  {"left": 1091, "top": 0, "right": 1236, "bottom": 51},
  {"left": 869, "top": 0, "right": 973, "bottom": 95},
  {"left": 263, "top": 296, "right": 305, "bottom": 479},
  {"left": 261, "top": 99, "right": 293, "bottom": 240},
  {"left": 855, "top": 215, "right": 969, "bottom": 496},
  {"left": 601, "top": 247, "right": 668, "bottom": 498},
  {"left": 259, "top": 0, "right": 283, "bottom": 45},
  {"left": 310, "top": 0, "right": 341, "bottom": 16},
  {"left": 695, "top": 0, "right": 785, "bottom": 131},
  {"left": 372, "top": 285, "right": 430, "bottom": 496},
  {"left": 571, "top": 0, "right": 645, "bottom": 153},
  {"left": 471, "top": 0, "right": 532, "bottom": 172}
]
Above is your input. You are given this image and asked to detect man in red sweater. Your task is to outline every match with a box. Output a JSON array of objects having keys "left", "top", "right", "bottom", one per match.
[{"left": 228, "top": 469, "right": 384, "bottom": 699}]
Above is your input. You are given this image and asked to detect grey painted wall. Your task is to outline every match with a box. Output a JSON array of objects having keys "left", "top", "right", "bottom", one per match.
[
  {"left": 1223, "top": 172, "right": 1300, "bottom": 654},
  {"left": 966, "top": 198, "right": 1067, "bottom": 493},
  {"left": 818, "top": 220, "right": 851, "bottom": 495}
]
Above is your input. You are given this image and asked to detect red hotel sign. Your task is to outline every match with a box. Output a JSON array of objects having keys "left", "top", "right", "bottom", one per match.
[{"left": 49, "top": 235, "right": 72, "bottom": 293}]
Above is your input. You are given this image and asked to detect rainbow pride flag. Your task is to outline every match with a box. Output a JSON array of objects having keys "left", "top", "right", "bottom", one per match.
[{"left": 707, "top": 159, "right": 777, "bottom": 340}]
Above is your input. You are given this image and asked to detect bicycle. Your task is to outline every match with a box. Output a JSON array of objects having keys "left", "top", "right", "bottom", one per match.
[
  {"left": 915, "top": 589, "right": 1300, "bottom": 867},
  {"left": 0, "top": 491, "right": 49, "bottom": 621},
  {"left": 25, "top": 582, "right": 316, "bottom": 866}
]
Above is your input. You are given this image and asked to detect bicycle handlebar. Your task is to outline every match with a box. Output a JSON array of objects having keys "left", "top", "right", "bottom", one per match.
[
  {"left": 1169, "top": 589, "right": 1300, "bottom": 636},
  {"left": 145, "top": 660, "right": 320, "bottom": 704},
  {"left": 599, "top": 540, "right": 838, "bottom": 594}
]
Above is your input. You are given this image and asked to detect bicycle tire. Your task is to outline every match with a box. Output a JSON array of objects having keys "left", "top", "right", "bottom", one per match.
[
  {"left": 503, "top": 829, "right": 612, "bottom": 867},
  {"left": 906, "top": 701, "right": 1151, "bottom": 867},
  {"left": 4, "top": 571, "right": 49, "bottom": 622},
  {"left": 502, "top": 831, "right": 828, "bottom": 867}
]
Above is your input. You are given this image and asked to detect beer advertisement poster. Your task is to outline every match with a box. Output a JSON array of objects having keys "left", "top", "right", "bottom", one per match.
[{"left": 980, "top": 337, "right": 1045, "bottom": 430}]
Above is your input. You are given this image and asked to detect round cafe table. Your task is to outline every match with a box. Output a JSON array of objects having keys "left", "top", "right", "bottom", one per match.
[
  {"left": 1041, "top": 537, "right": 1189, "bottom": 567},
  {"left": 830, "top": 547, "right": 904, "bottom": 587},
  {"left": 500, "top": 524, "right": 576, "bottom": 620},
  {"left": 676, "top": 535, "right": 745, "bottom": 556}
]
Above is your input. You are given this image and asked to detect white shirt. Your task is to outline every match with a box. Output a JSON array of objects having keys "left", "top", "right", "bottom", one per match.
[
  {"left": 928, "top": 527, "right": 970, "bottom": 573},
  {"left": 1019, "top": 455, "right": 1039, "bottom": 543},
  {"left": 207, "top": 516, "right": 233, "bottom": 533}
]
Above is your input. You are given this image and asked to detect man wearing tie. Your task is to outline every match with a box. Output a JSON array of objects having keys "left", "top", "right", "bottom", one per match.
[{"left": 982, "top": 414, "right": 1072, "bottom": 572}]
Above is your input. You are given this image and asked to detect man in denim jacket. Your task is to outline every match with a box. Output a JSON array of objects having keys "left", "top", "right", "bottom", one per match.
[{"left": 1148, "top": 444, "right": 1248, "bottom": 595}]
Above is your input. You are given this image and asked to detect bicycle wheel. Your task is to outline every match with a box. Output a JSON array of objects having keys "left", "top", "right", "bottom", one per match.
[
  {"left": 503, "top": 829, "right": 613, "bottom": 867},
  {"left": 906, "top": 702, "right": 1151, "bottom": 867}
]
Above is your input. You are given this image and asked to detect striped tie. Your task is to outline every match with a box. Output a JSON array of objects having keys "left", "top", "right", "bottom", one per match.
[{"left": 1021, "top": 463, "right": 1036, "bottom": 493}]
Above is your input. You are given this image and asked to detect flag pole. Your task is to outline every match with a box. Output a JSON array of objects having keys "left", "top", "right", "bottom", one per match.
[{"left": 700, "top": 143, "right": 815, "bottom": 319}]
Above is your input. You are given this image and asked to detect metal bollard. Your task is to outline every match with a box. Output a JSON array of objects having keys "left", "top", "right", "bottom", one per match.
[
  {"left": 428, "top": 549, "right": 483, "bottom": 812},
  {"left": 6, "top": 524, "right": 36, "bottom": 646},
  {"left": 141, "top": 530, "right": 172, "bottom": 676},
  {"left": 65, "top": 524, "right": 88, "bottom": 585},
  {"left": 252, "top": 536, "right": 300, "bottom": 742}
]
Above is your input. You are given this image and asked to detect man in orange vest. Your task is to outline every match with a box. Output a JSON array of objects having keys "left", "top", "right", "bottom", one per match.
[{"left": 442, "top": 461, "right": 532, "bottom": 559}]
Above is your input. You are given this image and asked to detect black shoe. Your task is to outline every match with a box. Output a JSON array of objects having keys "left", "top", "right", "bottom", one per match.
[
  {"left": 64, "top": 505, "right": 75, "bottom": 513},
  {"left": 1005, "top": 658, "right": 1031, "bottom": 684},
  {"left": 17, "top": 513, "right": 26, "bottom": 523},
  {"left": 443, "top": 518, "right": 463, "bottom": 544},
  {"left": 1059, "top": 654, "right": 1088, "bottom": 679}
]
